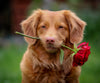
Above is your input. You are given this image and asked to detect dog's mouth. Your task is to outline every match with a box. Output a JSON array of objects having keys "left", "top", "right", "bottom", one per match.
[
  {"left": 47, "top": 44, "right": 56, "bottom": 49},
  {"left": 40, "top": 38, "right": 63, "bottom": 53},
  {"left": 45, "top": 43, "right": 58, "bottom": 53}
]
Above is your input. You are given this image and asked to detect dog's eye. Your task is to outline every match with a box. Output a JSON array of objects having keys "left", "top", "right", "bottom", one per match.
[
  {"left": 59, "top": 26, "right": 64, "bottom": 29},
  {"left": 41, "top": 26, "right": 46, "bottom": 28}
]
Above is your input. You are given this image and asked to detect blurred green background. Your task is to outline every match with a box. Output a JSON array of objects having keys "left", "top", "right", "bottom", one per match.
[{"left": 0, "top": 0, "right": 100, "bottom": 83}]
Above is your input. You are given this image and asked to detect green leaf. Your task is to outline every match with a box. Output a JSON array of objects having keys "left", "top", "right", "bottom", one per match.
[
  {"left": 73, "top": 44, "right": 80, "bottom": 53},
  {"left": 60, "top": 49, "right": 64, "bottom": 64},
  {"left": 74, "top": 44, "right": 77, "bottom": 51},
  {"left": 74, "top": 44, "right": 76, "bottom": 49},
  {"left": 71, "top": 53, "right": 76, "bottom": 57}
]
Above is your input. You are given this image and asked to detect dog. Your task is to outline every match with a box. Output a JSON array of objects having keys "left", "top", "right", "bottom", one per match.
[{"left": 20, "top": 9, "right": 86, "bottom": 83}]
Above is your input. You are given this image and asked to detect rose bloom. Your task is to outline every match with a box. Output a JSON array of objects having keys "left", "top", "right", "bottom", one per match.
[{"left": 73, "top": 42, "right": 91, "bottom": 66}]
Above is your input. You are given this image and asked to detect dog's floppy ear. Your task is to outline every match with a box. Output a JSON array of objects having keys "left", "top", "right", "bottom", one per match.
[
  {"left": 64, "top": 10, "right": 86, "bottom": 44},
  {"left": 21, "top": 9, "right": 42, "bottom": 45}
]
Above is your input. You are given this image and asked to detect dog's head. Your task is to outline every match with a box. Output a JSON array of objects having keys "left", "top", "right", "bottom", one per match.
[{"left": 21, "top": 9, "right": 86, "bottom": 53}]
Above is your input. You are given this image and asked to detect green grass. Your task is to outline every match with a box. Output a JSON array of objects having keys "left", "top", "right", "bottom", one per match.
[
  {"left": 0, "top": 44, "right": 27, "bottom": 83},
  {"left": 0, "top": 43, "right": 100, "bottom": 83},
  {"left": 79, "top": 43, "right": 100, "bottom": 83}
]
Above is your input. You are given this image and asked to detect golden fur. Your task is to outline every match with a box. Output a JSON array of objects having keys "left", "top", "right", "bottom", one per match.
[{"left": 20, "top": 9, "right": 86, "bottom": 83}]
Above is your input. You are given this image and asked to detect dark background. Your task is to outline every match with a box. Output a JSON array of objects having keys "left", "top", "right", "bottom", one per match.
[{"left": 0, "top": 0, "right": 100, "bottom": 83}]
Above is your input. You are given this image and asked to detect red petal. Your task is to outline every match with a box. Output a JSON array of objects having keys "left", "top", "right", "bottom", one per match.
[{"left": 78, "top": 42, "right": 87, "bottom": 48}]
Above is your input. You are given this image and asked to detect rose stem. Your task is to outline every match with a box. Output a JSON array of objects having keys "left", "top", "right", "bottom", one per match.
[
  {"left": 15, "top": 31, "right": 40, "bottom": 39},
  {"left": 61, "top": 44, "right": 75, "bottom": 52},
  {"left": 15, "top": 31, "right": 75, "bottom": 52}
]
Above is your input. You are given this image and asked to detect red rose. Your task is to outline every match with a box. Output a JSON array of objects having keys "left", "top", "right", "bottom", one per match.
[{"left": 73, "top": 42, "right": 91, "bottom": 66}]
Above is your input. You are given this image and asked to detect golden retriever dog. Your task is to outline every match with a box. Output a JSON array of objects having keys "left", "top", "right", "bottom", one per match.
[{"left": 20, "top": 9, "right": 86, "bottom": 83}]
